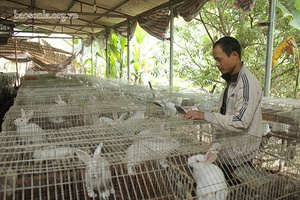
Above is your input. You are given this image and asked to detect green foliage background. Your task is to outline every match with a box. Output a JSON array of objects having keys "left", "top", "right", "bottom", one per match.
[{"left": 77, "top": 0, "right": 300, "bottom": 99}]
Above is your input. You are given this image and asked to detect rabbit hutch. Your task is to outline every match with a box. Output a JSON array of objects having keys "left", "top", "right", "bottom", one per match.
[{"left": 0, "top": 73, "right": 299, "bottom": 200}]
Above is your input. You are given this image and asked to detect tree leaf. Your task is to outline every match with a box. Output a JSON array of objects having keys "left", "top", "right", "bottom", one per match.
[
  {"left": 135, "top": 25, "right": 147, "bottom": 45},
  {"left": 277, "top": 1, "right": 300, "bottom": 30}
]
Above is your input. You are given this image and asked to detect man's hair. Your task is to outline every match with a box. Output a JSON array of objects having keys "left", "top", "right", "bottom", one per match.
[{"left": 213, "top": 36, "right": 242, "bottom": 59}]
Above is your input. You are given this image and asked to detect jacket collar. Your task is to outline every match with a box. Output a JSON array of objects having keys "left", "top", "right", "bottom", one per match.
[
  {"left": 221, "top": 62, "right": 244, "bottom": 83},
  {"left": 221, "top": 72, "right": 239, "bottom": 83}
]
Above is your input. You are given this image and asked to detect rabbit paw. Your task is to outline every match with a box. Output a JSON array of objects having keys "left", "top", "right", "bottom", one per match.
[
  {"left": 110, "top": 187, "right": 115, "bottom": 194},
  {"left": 127, "top": 164, "right": 135, "bottom": 175},
  {"left": 101, "top": 189, "right": 111, "bottom": 199},
  {"left": 87, "top": 190, "right": 97, "bottom": 198},
  {"left": 159, "top": 159, "right": 169, "bottom": 168}
]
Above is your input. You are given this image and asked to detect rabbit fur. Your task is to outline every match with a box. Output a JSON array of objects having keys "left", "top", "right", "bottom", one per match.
[
  {"left": 124, "top": 133, "right": 180, "bottom": 174},
  {"left": 0, "top": 167, "right": 17, "bottom": 198},
  {"left": 14, "top": 109, "right": 44, "bottom": 145},
  {"left": 123, "top": 110, "right": 145, "bottom": 123},
  {"left": 48, "top": 95, "right": 67, "bottom": 123},
  {"left": 94, "top": 112, "right": 127, "bottom": 126},
  {"left": 32, "top": 146, "right": 76, "bottom": 160},
  {"left": 188, "top": 143, "right": 228, "bottom": 200},
  {"left": 75, "top": 142, "right": 114, "bottom": 199}
]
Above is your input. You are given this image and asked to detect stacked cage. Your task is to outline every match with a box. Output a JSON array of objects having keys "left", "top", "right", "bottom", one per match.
[
  {"left": 0, "top": 73, "right": 300, "bottom": 200},
  {"left": 0, "top": 72, "right": 17, "bottom": 132}
]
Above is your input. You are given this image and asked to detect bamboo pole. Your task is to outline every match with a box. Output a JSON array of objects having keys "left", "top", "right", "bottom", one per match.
[{"left": 14, "top": 38, "right": 20, "bottom": 86}]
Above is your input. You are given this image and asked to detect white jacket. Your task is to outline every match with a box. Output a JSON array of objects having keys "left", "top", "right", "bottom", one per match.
[{"left": 204, "top": 64, "right": 263, "bottom": 165}]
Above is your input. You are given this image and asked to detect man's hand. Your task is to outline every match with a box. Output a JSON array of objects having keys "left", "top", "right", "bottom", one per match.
[{"left": 183, "top": 110, "right": 205, "bottom": 120}]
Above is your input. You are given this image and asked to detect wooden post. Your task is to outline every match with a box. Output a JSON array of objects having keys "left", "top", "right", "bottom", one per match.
[{"left": 14, "top": 38, "right": 20, "bottom": 86}]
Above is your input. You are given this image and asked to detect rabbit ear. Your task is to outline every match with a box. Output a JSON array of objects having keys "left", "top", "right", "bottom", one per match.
[
  {"left": 209, "top": 142, "right": 222, "bottom": 153},
  {"left": 25, "top": 110, "right": 34, "bottom": 119},
  {"left": 75, "top": 149, "right": 92, "bottom": 164},
  {"left": 55, "top": 95, "right": 60, "bottom": 103},
  {"left": 94, "top": 142, "right": 103, "bottom": 157},
  {"left": 55, "top": 95, "right": 66, "bottom": 105},
  {"left": 118, "top": 112, "right": 127, "bottom": 121},
  {"left": 112, "top": 112, "right": 118, "bottom": 121},
  {"left": 208, "top": 142, "right": 222, "bottom": 157},
  {"left": 21, "top": 109, "right": 26, "bottom": 117},
  {"left": 204, "top": 151, "right": 217, "bottom": 164}
]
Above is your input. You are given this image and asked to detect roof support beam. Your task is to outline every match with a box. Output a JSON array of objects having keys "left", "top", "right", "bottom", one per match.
[
  {"left": 112, "top": 0, "right": 185, "bottom": 29},
  {"left": 76, "top": 0, "right": 131, "bottom": 18},
  {"left": 74, "top": 0, "right": 130, "bottom": 34}
]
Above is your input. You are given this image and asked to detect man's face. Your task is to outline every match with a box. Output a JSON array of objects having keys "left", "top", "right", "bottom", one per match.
[{"left": 212, "top": 45, "right": 239, "bottom": 75}]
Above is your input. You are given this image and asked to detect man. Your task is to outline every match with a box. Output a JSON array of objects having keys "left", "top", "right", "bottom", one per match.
[{"left": 184, "top": 36, "right": 263, "bottom": 185}]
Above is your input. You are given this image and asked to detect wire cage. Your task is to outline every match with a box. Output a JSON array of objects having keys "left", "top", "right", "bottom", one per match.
[
  {"left": 14, "top": 86, "right": 95, "bottom": 106},
  {"left": 165, "top": 91, "right": 219, "bottom": 113},
  {"left": 0, "top": 118, "right": 205, "bottom": 200},
  {"left": 1, "top": 104, "right": 87, "bottom": 132},
  {"left": 21, "top": 74, "right": 85, "bottom": 88},
  {"left": 57, "top": 73, "right": 130, "bottom": 91},
  {"left": 14, "top": 85, "right": 143, "bottom": 109},
  {"left": 262, "top": 97, "right": 300, "bottom": 132},
  {"left": 0, "top": 73, "right": 17, "bottom": 88},
  {"left": 1, "top": 74, "right": 300, "bottom": 200},
  {"left": 1, "top": 118, "right": 299, "bottom": 200}
]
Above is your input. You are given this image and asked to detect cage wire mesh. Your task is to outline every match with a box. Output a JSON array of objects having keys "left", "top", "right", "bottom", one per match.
[
  {"left": 0, "top": 73, "right": 300, "bottom": 200},
  {"left": 14, "top": 88, "right": 139, "bottom": 108},
  {"left": 258, "top": 97, "right": 300, "bottom": 200},
  {"left": 261, "top": 97, "right": 300, "bottom": 170},
  {"left": 21, "top": 75, "right": 85, "bottom": 88},
  {"left": 151, "top": 91, "right": 219, "bottom": 113},
  {"left": 14, "top": 86, "right": 96, "bottom": 106},
  {"left": 0, "top": 117, "right": 207, "bottom": 200},
  {"left": 2, "top": 103, "right": 86, "bottom": 132},
  {"left": 0, "top": 73, "right": 17, "bottom": 88}
]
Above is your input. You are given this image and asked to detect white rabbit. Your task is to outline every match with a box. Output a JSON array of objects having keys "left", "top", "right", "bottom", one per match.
[
  {"left": 14, "top": 109, "right": 44, "bottom": 145},
  {"left": 269, "top": 121, "right": 290, "bottom": 133},
  {"left": 48, "top": 95, "right": 67, "bottom": 123},
  {"left": 75, "top": 142, "right": 114, "bottom": 199},
  {"left": 154, "top": 98, "right": 186, "bottom": 116},
  {"left": 120, "top": 111, "right": 147, "bottom": 136},
  {"left": 124, "top": 135, "right": 180, "bottom": 174},
  {"left": 32, "top": 146, "right": 76, "bottom": 160},
  {"left": 124, "top": 110, "right": 145, "bottom": 123},
  {"left": 187, "top": 143, "right": 228, "bottom": 200},
  {"left": 94, "top": 112, "right": 127, "bottom": 126},
  {"left": 165, "top": 102, "right": 177, "bottom": 116},
  {"left": 0, "top": 167, "right": 17, "bottom": 198}
]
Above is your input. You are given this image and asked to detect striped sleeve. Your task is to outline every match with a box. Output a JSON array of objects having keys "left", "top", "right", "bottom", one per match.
[{"left": 233, "top": 74, "right": 249, "bottom": 121}]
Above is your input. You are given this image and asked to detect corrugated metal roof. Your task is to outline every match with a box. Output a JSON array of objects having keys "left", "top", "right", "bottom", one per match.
[{"left": 0, "top": 0, "right": 184, "bottom": 38}]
